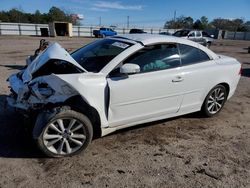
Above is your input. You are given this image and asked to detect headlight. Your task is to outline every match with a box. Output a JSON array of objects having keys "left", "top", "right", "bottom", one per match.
[
  {"left": 38, "top": 87, "right": 54, "bottom": 97},
  {"left": 31, "top": 83, "right": 54, "bottom": 99}
]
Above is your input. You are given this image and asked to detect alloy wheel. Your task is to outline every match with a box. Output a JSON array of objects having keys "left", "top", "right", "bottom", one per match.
[
  {"left": 42, "top": 118, "right": 87, "bottom": 155},
  {"left": 207, "top": 87, "right": 226, "bottom": 114}
]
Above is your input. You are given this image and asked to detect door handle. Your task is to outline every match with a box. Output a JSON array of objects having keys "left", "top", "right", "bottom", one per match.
[{"left": 172, "top": 76, "right": 184, "bottom": 82}]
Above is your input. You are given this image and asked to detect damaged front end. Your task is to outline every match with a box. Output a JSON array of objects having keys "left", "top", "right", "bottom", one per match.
[
  {"left": 7, "top": 42, "right": 86, "bottom": 111},
  {"left": 7, "top": 74, "right": 79, "bottom": 110}
]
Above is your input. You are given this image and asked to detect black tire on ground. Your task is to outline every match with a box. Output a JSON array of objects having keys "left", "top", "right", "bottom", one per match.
[
  {"left": 206, "top": 42, "right": 211, "bottom": 48},
  {"left": 201, "top": 84, "right": 228, "bottom": 117},
  {"left": 34, "top": 109, "right": 93, "bottom": 157}
]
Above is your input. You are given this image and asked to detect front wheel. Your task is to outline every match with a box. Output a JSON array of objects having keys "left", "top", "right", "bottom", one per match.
[
  {"left": 34, "top": 109, "right": 93, "bottom": 157},
  {"left": 201, "top": 85, "right": 228, "bottom": 117}
]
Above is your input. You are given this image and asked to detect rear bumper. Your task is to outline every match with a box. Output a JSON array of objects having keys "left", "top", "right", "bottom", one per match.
[{"left": 228, "top": 75, "right": 241, "bottom": 99}]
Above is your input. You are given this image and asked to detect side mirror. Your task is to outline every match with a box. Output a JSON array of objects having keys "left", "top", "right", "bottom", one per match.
[{"left": 120, "top": 63, "right": 140, "bottom": 74}]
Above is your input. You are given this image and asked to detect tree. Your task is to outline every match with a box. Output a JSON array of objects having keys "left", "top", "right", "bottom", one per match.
[
  {"left": 231, "top": 18, "right": 246, "bottom": 31},
  {"left": 0, "top": 7, "right": 78, "bottom": 25},
  {"left": 244, "top": 21, "right": 250, "bottom": 31},
  {"left": 193, "top": 19, "right": 203, "bottom": 30},
  {"left": 211, "top": 18, "right": 247, "bottom": 31},
  {"left": 33, "top": 10, "right": 42, "bottom": 23},
  {"left": 164, "top": 16, "right": 193, "bottom": 29},
  {"left": 48, "top": 6, "right": 71, "bottom": 22},
  {"left": 200, "top": 16, "right": 209, "bottom": 29},
  {"left": 182, "top": 16, "right": 193, "bottom": 29}
]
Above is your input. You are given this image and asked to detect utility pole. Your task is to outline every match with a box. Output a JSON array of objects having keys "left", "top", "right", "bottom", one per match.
[
  {"left": 173, "top": 10, "right": 176, "bottom": 28},
  {"left": 99, "top": 16, "right": 102, "bottom": 27},
  {"left": 127, "top": 16, "right": 130, "bottom": 29},
  {"left": 174, "top": 10, "right": 176, "bottom": 22}
]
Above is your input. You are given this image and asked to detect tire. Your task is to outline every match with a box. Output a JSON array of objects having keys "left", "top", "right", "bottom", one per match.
[
  {"left": 201, "top": 85, "right": 228, "bottom": 117},
  {"left": 206, "top": 42, "right": 211, "bottom": 48},
  {"left": 34, "top": 109, "right": 93, "bottom": 157}
]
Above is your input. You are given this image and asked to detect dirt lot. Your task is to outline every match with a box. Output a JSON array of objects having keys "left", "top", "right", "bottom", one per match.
[{"left": 0, "top": 36, "right": 249, "bottom": 188}]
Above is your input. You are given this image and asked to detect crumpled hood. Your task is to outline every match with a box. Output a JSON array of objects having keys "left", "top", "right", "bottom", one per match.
[{"left": 22, "top": 42, "right": 86, "bottom": 83}]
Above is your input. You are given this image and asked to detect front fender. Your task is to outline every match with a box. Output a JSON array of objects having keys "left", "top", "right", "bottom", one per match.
[{"left": 56, "top": 73, "right": 109, "bottom": 128}]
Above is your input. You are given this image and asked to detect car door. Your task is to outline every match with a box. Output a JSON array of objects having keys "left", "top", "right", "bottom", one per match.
[
  {"left": 177, "top": 43, "right": 215, "bottom": 112},
  {"left": 195, "top": 31, "right": 206, "bottom": 45},
  {"left": 107, "top": 43, "right": 184, "bottom": 127},
  {"left": 187, "top": 31, "right": 196, "bottom": 42}
]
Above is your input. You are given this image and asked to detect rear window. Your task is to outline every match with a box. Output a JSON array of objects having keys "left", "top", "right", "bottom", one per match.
[
  {"left": 173, "top": 30, "right": 190, "bottom": 37},
  {"left": 178, "top": 44, "right": 211, "bottom": 66}
]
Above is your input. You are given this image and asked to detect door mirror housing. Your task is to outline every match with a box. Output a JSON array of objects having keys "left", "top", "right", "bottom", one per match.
[{"left": 120, "top": 63, "right": 140, "bottom": 74}]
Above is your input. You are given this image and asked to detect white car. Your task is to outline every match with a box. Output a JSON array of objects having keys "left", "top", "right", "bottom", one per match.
[
  {"left": 7, "top": 34, "right": 241, "bottom": 157},
  {"left": 173, "top": 30, "right": 214, "bottom": 48}
]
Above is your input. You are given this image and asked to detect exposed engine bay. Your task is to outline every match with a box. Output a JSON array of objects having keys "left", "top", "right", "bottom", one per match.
[{"left": 7, "top": 40, "right": 85, "bottom": 111}]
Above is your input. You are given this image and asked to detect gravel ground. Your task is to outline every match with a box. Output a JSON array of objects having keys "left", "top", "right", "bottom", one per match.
[{"left": 0, "top": 36, "right": 249, "bottom": 188}]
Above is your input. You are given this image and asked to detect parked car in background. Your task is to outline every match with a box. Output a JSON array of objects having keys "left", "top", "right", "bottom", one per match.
[
  {"left": 159, "top": 31, "right": 171, "bottom": 35},
  {"left": 173, "top": 29, "right": 214, "bottom": 48},
  {"left": 93, "top": 28, "right": 117, "bottom": 38},
  {"left": 129, "top": 29, "right": 147, "bottom": 34},
  {"left": 7, "top": 34, "right": 241, "bottom": 157}
]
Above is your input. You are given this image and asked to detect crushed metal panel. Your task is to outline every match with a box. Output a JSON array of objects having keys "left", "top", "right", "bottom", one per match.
[
  {"left": 22, "top": 42, "right": 86, "bottom": 83},
  {"left": 7, "top": 74, "right": 79, "bottom": 110}
]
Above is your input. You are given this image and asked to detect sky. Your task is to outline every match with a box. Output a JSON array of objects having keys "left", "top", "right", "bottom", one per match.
[{"left": 0, "top": 0, "right": 250, "bottom": 28}]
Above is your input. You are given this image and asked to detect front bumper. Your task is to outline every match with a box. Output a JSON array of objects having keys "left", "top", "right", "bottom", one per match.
[{"left": 6, "top": 95, "right": 30, "bottom": 110}]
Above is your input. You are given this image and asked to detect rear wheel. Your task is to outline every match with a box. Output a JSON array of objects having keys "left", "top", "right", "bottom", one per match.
[
  {"left": 34, "top": 109, "right": 93, "bottom": 157},
  {"left": 206, "top": 42, "right": 211, "bottom": 48},
  {"left": 201, "top": 85, "right": 228, "bottom": 117}
]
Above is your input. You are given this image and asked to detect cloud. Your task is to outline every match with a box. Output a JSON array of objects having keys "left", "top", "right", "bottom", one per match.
[
  {"left": 69, "top": 0, "right": 89, "bottom": 4},
  {"left": 93, "top": 1, "right": 143, "bottom": 11},
  {"left": 90, "top": 7, "right": 109, "bottom": 12}
]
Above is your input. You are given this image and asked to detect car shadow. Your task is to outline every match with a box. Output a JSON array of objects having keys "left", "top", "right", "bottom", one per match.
[
  {"left": 0, "top": 95, "right": 44, "bottom": 158},
  {"left": 109, "top": 112, "right": 205, "bottom": 137},
  {"left": 242, "top": 68, "right": 250, "bottom": 78},
  {"left": 0, "top": 65, "right": 25, "bottom": 70},
  {"left": 1, "top": 93, "right": 207, "bottom": 158}
]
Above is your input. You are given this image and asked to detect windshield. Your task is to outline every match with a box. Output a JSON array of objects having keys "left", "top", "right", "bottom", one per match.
[
  {"left": 71, "top": 39, "right": 132, "bottom": 72},
  {"left": 173, "top": 30, "right": 190, "bottom": 37}
]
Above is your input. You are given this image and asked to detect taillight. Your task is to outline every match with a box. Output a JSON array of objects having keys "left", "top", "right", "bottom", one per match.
[{"left": 239, "top": 64, "right": 243, "bottom": 75}]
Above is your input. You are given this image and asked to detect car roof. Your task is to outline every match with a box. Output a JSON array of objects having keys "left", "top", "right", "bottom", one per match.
[
  {"left": 112, "top": 34, "right": 202, "bottom": 46},
  {"left": 112, "top": 34, "right": 178, "bottom": 45},
  {"left": 110, "top": 34, "right": 218, "bottom": 59}
]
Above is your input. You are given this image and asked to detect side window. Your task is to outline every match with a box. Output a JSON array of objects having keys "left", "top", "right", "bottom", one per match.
[
  {"left": 188, "top": 32, "right": 195, "bottom": 37},
  {"left": 196, "top": 31, "right": 201, "bottom": 37},
  {"left": 178, "top": 44, "right": 211, "bottom": 66},
  {"left": 123, "top": 44, "right": 181, "bottom": 73}
]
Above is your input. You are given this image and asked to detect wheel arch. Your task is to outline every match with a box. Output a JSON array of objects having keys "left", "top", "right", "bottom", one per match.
[
  {"left": 218, "top": 82, "right": 230, "bottom": 97},
  {"left": 201, "top": 82, "right": 230, "bottom": 109},
  {"left": 65, "top": 95, "right": 102, "bottom": 139}
]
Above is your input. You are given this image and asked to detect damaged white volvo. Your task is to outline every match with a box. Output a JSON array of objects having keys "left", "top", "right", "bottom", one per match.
[{"left": 7, "top": 34, "right": 241, "bottom": 157}]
